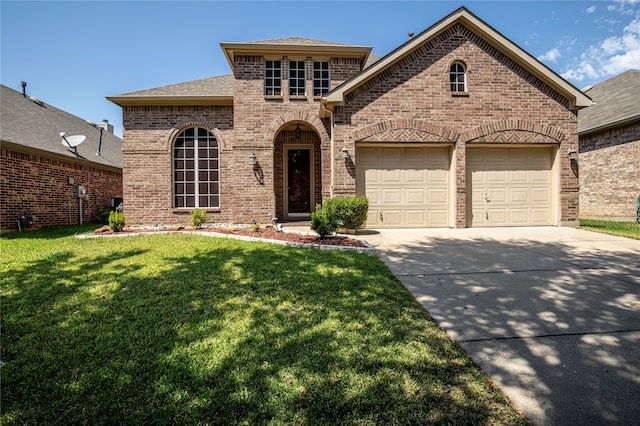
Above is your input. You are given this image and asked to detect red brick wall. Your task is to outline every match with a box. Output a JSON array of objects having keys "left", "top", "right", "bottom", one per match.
[
  {"left": 579, "top": 121, "right": 640, "bottom": 219},
  {"left": 120, "top": 56, "right": 354, "bottom": 227},
  {"left": 120, "top": 23, "right": 581, "bottom": 228},
  {"left": 333, "top": 23, "right": 580, "bottom": 227},
  {"left": 121, "top": 105, "right": 234, "bottom": 226},
  {"left": 0, "top": 147, "right": 122, "bottom": 232}
]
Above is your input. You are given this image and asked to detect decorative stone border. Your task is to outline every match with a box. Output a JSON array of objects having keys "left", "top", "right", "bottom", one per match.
[{"left": 76, "top": 229, "right": 377, "bottom": 256}]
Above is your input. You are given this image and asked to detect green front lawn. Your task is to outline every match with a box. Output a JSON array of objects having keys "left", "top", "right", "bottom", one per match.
[
  {"left": 580, "top": 219, "right": 640, "bottom": 240},
  {"left": 1, "top": 226, "right": 526, "bottom": 425}
]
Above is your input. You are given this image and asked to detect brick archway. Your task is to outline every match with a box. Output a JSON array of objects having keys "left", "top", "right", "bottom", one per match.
[
  {"left": 264, "top": 111, "right": 330, "bottom": 147},
  {"left": 464, "top": 120, "right": 565, "bottom": 144},
  {"left": 166, "top": 120, "right": 227, "bottom": 151},
  {"left": 350, "top": 118, "right": 459, "bottom": 143}
]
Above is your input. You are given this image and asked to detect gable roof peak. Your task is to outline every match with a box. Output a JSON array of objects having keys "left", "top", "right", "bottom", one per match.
[{"left": 323, "top": 6, "right": 592, "bottom": 111}]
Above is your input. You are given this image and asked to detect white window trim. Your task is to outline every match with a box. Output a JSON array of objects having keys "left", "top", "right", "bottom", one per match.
[
  {"left": 173, "top": 127, "right": 220, "bottom": 209},
  {"left": 265, "top": 59, "right": 282, "bottom": 96},
  {"left": 450, "top": 61, "right": 467, "bottom": 93},
  {"left": 313, "top": 60, "right": 331, "bottom": 97},
  {"left": 288, "top": 59, "right": 306, "bottom": 97}
]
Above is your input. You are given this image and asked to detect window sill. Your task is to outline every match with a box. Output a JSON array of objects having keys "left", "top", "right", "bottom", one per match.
[
  {"left": 264, "top": 95, "right": 283, "bottom": 101},
  {"left": 289, "top": 95, "right": 308, "bottom": 101},
  {"left": 451, "top": 92, "right": 470, "bottom": 97},
  {"left": 172, "top": 208, "right": 221, "bottom": 213}
]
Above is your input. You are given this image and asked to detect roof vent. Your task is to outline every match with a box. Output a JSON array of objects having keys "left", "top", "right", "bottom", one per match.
[{"left": 28, "top": 96, "right": 45, "bottom": 107}]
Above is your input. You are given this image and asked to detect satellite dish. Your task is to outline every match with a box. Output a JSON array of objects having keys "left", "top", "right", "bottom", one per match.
[{"left": 61, "top": 135, "right": 86, "bottom": 148}]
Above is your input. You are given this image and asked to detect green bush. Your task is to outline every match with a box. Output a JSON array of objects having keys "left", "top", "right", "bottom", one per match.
[
  {"left": 96, "top": 206, "right": 111, "bottom": 225},
  {"left": 323, "top": 196, "right": 369, "bottom": 229},
  {"left": 191, "top": 209, "right": 208, "bottom": 228},
  {"left": 310, "top": 203, "right": 338, "bottom": 238},
  {"left": 108, "top": 211, "right": 126, "bottom": 232}
]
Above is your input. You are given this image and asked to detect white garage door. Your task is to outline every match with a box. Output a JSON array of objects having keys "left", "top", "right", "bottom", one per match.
[
  {"left": 467, "top": 147, "right": 553, "bottom": 227},
  {"left": 357, "top": 146, "right": 450, "bottom": 228}
]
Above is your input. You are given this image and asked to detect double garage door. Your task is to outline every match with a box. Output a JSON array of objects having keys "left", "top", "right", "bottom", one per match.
[{"left": 357, "top": 145, "right": 554, "bottom": 228}]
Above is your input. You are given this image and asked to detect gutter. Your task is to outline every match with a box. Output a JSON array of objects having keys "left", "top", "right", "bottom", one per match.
[
  {"left": 320, "top": 100, "right": 335, "bottom": 198},
  {"left": 579, "top": 114, "right": 640, "bottom": 137}
]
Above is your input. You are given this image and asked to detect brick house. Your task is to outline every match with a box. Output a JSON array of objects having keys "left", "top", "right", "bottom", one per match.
[
  {"left": 578, "top": 70, "right": 639, "bottom": 221},
  {"left": 1, "top": 84, "right": 123, "bottom": 232},
  {"left": 108, "top": 7, "right": 591, "bottom": 228}
]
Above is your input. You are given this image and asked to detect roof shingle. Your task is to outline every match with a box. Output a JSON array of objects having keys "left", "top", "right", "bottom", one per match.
[
  {"left": 579, "top": 70, "right": 640, "bottom": 134},
  {"left": 1, "top": 84, "right": 122, "bottom": 169}
]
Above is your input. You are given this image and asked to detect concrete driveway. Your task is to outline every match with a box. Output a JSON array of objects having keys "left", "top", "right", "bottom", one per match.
[{"left": 363, "top": 227, "right": 640, "bottom": 425}]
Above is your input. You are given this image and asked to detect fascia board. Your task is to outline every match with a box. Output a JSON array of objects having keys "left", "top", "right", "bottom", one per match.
[
  {"left": 1, "top": 139, "right": 123, "bottom": 173},
  {"left": 579, "top": 114, "right": 640, "bottom": 136},
  {"left": 325, "top": 8, "right": 592, "bottom": 110},
  {"left": 220, "top": 42, "right": 372, "bottom": 71},
  {"left": 107, "top": 96, "right": 234, "bottom": 107}
]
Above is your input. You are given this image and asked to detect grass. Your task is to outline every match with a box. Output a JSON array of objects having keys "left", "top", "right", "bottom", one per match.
[
  {"left": 1, "top": 225, "right": 527, "bottom": 425},
  {"left": 579, "top": 219, "right": 640, "bottom": 240}
]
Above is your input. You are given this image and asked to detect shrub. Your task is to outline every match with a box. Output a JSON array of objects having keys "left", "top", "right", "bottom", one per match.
[
  {"left": 108, "top": 211, "right": 126, "bottom": 232},
  {"left": 323, "top": 196, "right": 369, "bottom": 229},
  {"left": 191, "top": 209, "right": 208, "bottom": 228},
  {"left": 310, "top": 203, "right": 338, "bottom": 238},
  {"left": 96, "top": 206, "right": 111, "bottom": 225}
]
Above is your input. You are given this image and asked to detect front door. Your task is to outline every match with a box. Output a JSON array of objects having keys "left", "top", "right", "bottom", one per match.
[{"left": 286, "top": 147, "right": 312, "bottom": 218}]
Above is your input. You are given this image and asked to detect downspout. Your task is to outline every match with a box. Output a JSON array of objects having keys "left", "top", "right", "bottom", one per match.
[{"left": 320, "top": 101, "right": 335, "bottom": 198}]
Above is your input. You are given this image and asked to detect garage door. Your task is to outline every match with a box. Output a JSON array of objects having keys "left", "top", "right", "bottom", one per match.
[
  {"left": 467, "top": 147, "right": 553, "bottom": 227},
  {"left": 357, "top": 146, "right": 450, "bottom": 228}
]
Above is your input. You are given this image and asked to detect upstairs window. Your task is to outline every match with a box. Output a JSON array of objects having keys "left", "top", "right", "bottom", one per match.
[
  {"left": 173, "top": 127, "right": 220, "bottom": 209},
  {"left": 450, "top": 62, "right": 467, "bottom": 92},
  {"left": 289, "top": 60, "right": 306, "bottom": 96},
  {"left": 313, "top": 61, "right": 330, "bottom": 96},
  {"left": 265, "top": 60, "right": 282, "bottom": 96}
]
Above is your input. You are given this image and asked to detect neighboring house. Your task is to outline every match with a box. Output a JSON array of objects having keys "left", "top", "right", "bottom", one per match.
[
  {"left": 578, "top": 70, "right": 640, "bottom": 221},
  {"left": 1, "top": 84, "right": 123, "bottom": 232},
  {"left": 108, "top": 7, "right": 591, "bottom": 229}
]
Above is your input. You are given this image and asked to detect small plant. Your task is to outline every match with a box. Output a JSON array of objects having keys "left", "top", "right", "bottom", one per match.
[
  {"left": 96, "top": 206, "right": 111, "bottom": 225},
  {"left": 252, "top": 223, "right": 260, "bottom": 232},
  {"left": 310, "top": 203, "right": 338, "bottom": 239},
  {"left": 108, "top": 210, "right": 126, "bottom": 232},
  {"left": 191, "top": 209, "right": 208, "bottom": 229},
  {"left": 323, "top": 196, "right": 369, "bottom": 229}
]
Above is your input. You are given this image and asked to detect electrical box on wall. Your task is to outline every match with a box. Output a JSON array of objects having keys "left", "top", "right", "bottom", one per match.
[
  {"left": 76, "top": 185, "right": 86, "bottom": 198},
  {"left": 68, "top": 177, "right": 74, "bottom": 185}
]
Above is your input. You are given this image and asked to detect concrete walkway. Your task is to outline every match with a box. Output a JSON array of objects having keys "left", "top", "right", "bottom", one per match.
[{"left": 362, "top": 227, "right": 640, "bottom": 425}]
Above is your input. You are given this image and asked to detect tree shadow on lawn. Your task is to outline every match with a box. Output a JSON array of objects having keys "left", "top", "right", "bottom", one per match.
[{"left": 2, "top": 234, "right": 525, "bottom": 424}]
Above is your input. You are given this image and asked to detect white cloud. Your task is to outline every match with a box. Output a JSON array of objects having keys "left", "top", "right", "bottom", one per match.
[
  {"left": 586, "top": 5, "right": 597, "bottom": 13},
  {"left": 562, "top": 17, "right": 640, "bottom": 82},
  {"left": 538, "top": 48, "right": 562, "bottom": 63}
]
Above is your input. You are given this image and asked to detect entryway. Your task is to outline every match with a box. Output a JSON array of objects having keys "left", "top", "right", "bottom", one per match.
[
  {"left": 285, "top": 147, "right": 313, "bottom": 219},
  {"left": 273, "top": 122, "right": 322, "bottom": 221}
]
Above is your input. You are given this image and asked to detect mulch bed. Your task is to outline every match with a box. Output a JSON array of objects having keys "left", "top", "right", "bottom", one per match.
[{"left": 94, "top": 225, "right": 366, "bottom": 248}]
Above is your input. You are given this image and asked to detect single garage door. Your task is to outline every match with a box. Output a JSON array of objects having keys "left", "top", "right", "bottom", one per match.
[
  {"left": 467, "top": 147, "right": 553, "bottom": 227},
  {"left": 357, "top": 146, "right": 450, "bottom": 228}
]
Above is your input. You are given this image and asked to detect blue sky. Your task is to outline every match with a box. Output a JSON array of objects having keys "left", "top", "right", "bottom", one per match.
[{"left": 2, "top": 1, "right": 639, "bottom": 137}]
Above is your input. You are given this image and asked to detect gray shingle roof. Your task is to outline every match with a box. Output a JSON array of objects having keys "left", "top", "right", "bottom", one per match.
[
  {"left": 1, "top": 84, "right": 122, "bottom": 169},
  {"left": 243, "top": 37, "right": 365, "bottom": 47},
  {"left": 364, "top": 54, "right": 382, "bottom": 69},
  {"left": 579, "top": 70, "right": 640, "bottom": 134},
  {"left": 113, "top": 74, "right": 234, "bottom": 98}
]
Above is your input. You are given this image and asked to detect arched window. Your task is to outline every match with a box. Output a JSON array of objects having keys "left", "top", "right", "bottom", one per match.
[
  {"left": 450, "top": 62, "right": 467, "bottom": 92},
  {"left": 173, "top": 127, "right": 220, "bottom": 208}
]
